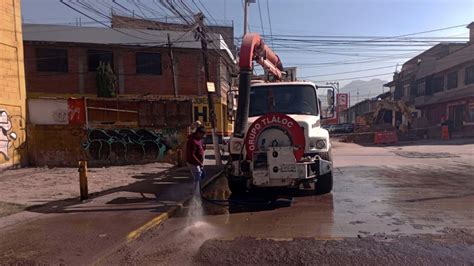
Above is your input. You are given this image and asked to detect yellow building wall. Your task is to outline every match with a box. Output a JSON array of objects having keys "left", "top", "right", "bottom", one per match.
[
  {"left": 192, "top": 96, "right": 233, "bottom": 138},
  {"left": 0, "top": 0, "right": 27, "bottom": 168}
]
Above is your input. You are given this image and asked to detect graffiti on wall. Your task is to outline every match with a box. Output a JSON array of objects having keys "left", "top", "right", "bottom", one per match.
[
  {"left": 0, "top": 109, "right": 18, "bottom": 161},
  {"left": 82, "top": 128, "right": 180, "bottom": 163}
]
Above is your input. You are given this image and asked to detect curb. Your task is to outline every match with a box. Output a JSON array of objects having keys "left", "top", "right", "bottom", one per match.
[{"left": 125, "top": 169, "right": 224, "bottom": 243}]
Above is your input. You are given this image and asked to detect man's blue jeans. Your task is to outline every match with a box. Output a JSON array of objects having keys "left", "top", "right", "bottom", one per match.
[{"left": 187, "top": 163, "right": 205, "bottom": 187}]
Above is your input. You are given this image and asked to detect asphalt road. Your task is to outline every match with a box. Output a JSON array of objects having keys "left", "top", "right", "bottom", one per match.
[
  {"left": 1, "top": 140, "right": 473, "bottom": 265},
  {"left": 101, "top": 140, "right": 474, "bottom": 265}
]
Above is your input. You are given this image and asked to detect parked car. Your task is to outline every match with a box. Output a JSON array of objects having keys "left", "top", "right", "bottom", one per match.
[
  {"left": 322, "top": 124, "right": 336, "bottom": 133},
  {"left": 325, "top": 123, "right": 355, "bottom": 134}
]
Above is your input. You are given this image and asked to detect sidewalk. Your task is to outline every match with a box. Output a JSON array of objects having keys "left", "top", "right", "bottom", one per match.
[
  {"left": 0, "top": 162, "right": 174, "bottom": 218},
  {"left": 0, "top": 162, "right": 223, "bottom": 264}
]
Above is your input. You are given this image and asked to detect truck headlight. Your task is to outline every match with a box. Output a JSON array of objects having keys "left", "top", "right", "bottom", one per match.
[{"left": 315, "top": 139, "right": 326, "bottom": 149}]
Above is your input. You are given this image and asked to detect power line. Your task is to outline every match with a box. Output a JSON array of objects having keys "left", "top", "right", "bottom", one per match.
[
  {"left": 60, "top": 0, "right": 161, "bottom": 42},
  {"left": 257, "top": 0, "right": 266, "bottom": 36},
  {"left": 309, "top": 72, "right": 394, "bottom": 83},
  {"left": 300, "top": 65, "right": 397, "bottom": 78},
  {"left": 265, "top": 0, "right": 274, "bottom": 49}
]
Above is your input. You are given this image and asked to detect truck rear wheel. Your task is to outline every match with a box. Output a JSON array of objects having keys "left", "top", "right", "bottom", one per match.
[{"left": 227, "top": 178, "right": 247, "bottom": 195}]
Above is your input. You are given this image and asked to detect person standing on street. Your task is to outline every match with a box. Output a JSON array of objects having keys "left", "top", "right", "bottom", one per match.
[{"left": 186, "top": 126, "right": 206, "bottom": 190}]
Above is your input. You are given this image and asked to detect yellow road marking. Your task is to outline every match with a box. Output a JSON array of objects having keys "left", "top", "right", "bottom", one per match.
[{"left": 126, "top": 205, "right": 180, "bottom": 242}]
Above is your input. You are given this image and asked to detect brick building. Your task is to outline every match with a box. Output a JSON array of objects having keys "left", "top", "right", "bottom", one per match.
[
  {"left": 22, "top": 23, "right": 236, "bottom": 140},
  {"left": 384, "top": 22, "right": 474, "bottom": 138},
  {"left": 0, "top": 0, "right": 27, "bottom": 169},
  {"left": 110, "top": 14, "right": 236, "bottom": 53}
]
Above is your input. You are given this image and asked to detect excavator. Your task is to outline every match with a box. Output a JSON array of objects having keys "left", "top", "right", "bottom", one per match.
[
  {"left": 224, "top": 33, "right": 336, "bottom": 195},
  {"left": 371, "top": 99, "right": 418, "bottom": 132}
]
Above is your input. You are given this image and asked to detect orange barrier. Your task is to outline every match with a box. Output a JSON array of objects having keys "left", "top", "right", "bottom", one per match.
[
  {"left": 374, "top": 131, "right": 398, "bottom": 144},
  {"left": 441, "top": 125, "right": 450, "bottom": 141}
]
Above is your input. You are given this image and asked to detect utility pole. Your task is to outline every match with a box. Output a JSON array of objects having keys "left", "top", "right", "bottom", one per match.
[
  {"left": 167, "top": 34, "right": 178, "bottom": 97},
  {"left": 243, "top": 0, "right": 255, "bottom": 35},
  {"left": 196, "top": 13, "right": 222, "bottom": 166}
]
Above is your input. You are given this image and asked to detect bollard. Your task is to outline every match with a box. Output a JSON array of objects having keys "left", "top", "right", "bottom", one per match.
[{"left": 78, "top": 160, "right": 89, "bottom": 201}]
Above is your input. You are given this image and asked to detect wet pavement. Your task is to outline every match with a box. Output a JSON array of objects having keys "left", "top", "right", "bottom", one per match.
[
  {"left": 1, "top": 140, "right": 473, "bottom": 265},
  {"left": 0, "top": 165, "right": 223, "bottom": 265},
  {"left": 101, "top": 140, "right": 474, "bottom": 265}
]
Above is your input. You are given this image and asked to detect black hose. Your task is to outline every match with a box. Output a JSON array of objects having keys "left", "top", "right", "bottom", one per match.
[{"left": 233, "top": 70, "right": 252, "bottom": 138}]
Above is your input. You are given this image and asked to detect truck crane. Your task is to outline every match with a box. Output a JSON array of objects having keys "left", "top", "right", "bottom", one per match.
[{"left": 225, "top": 33, "right": 336, "bottom": 195}]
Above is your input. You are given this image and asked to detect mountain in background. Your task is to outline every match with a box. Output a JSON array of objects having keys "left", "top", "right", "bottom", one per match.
[{"left": 341, "top": 78, "right": 389, "bottom": 105}]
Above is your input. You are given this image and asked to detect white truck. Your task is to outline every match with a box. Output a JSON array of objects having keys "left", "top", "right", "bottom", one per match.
[{"left": 225, "top": 33, "right": 335, "bottom": 195}]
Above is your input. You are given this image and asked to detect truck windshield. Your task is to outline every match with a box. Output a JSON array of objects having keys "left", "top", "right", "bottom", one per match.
[{"left": 249, "top": 85, "right": 319, "bottom": 117}]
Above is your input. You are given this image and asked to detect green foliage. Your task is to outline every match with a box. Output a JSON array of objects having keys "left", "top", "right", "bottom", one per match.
[{"left": 96, "top": 62, "right": 116, "bottom": 98}]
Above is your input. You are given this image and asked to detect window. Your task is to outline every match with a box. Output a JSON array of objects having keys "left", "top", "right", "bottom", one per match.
[
  {"left": 425, "top": 76, "right": 433, "bottom": 95},
  {"left": 447, "top": 71, "right": 458, "bottom": 89},
  {"left": 136, "top": 52, "right": 162, "bottom": 75},
  {"left": 469, "top": 104, "right": 474, "bottom": 122},
  {"left": 465, "top": 65, "right": 474, "bottom": 85},
  {"left": 36, "top": 48, "right": 68, "bottom": 72},
  {"left": 432, "top": 76, "right": 444, "bottom": 93},
  {"left": 416, "top": 79, "right": 425, "bottom": 96},
  {"left": 249, "top": 85, "right": 318, "bottom": 117},
  {"left": 88, "top": 50, "right": 113, "bottom": 71}
]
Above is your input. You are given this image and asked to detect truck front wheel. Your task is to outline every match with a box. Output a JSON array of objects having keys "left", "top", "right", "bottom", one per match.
[
  {"left": 315, "top": 171, "right": 333, "bottom": 195},
  {"left": 315, "top": 151, "right": 333, "bottom": 195}
]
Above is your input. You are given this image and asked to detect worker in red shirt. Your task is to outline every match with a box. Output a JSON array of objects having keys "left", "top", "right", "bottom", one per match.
[{"left": 187, "top": 126, "right": 206, "bottom": 189}]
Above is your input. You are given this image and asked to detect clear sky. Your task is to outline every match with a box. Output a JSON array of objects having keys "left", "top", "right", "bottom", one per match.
[{"left": 21, "top": 0, "right": 474, "bottom": 94}]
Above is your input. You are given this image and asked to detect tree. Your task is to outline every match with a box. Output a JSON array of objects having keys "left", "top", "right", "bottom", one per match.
[{"left": 96, "top": 62, "right": 116, "bottom": 97}]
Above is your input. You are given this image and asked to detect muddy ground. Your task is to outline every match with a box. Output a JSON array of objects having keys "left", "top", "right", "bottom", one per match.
[
  {"left": 194, "top": 229, "right": 474, "bottom": 265},
  {"left": 99, "top": 140, "right": 474, "bottom": 265},
  {"left": 1, "top": 140, "right": 473, "bottom": 265}
]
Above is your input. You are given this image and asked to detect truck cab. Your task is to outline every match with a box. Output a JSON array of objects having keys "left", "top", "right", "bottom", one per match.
[{"left": 226, "top": 81, "right": 335, "bottom": 194}]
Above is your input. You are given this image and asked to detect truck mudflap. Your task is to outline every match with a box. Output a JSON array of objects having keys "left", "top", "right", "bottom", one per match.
[{"left": 251, "top": 147, "right": 332, "bottom": 187}]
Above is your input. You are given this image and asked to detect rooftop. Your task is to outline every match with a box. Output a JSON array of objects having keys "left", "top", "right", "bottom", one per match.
[{"left": 22, "top": 24, "right": 235, "bottom": 61}]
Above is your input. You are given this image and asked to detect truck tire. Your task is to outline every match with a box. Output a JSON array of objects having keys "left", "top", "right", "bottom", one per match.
[
  {"left": 315, "top": 172, "right": 333, "bottom": 195},
  {"left": 227, "top": 178, "right": 247, "bottom": 195},
  {"left": 315, "top": 150, "right": 333, "bottom": 195}
]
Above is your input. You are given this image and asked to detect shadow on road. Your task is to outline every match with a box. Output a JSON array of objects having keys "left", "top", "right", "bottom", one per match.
[{"left": 25, "top": 166, "right": 222, "bottom": 215}]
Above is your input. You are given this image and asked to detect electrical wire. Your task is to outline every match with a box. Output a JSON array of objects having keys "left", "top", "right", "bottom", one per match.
[
  {"left": 265, "top": 0, "right": 274, "bottom": 49},
  {"left": 308, "top": 72, "right": 394, "bottom": 83},
  {"left": 299, "top": 65, "right": 397, "bottom": 78},
  {"left": 257, "top": 0, "right": 266, "bottom": 36}
]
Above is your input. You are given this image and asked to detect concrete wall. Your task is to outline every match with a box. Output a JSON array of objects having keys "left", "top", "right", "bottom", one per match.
[
  {"left": 27, "top": 125, "right": 188, "bottom": 167},
  {"left": 0, "top": 0, "right": 27, "bottom": 169}
]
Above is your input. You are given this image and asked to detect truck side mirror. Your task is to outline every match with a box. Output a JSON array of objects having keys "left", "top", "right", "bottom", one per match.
[{"left": 327, "top": 89, "right": 335, "bottom": 107}]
